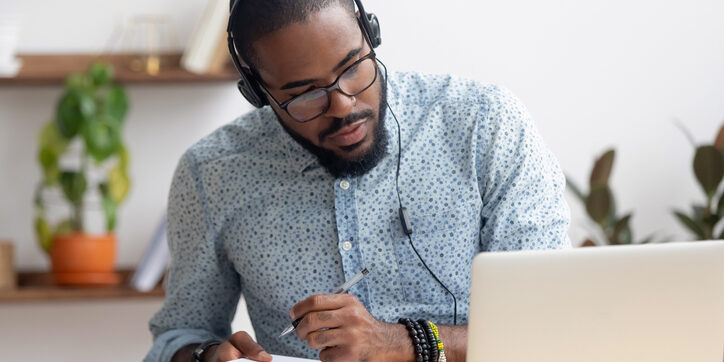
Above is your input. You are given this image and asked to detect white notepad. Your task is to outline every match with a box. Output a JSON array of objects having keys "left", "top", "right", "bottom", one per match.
[{"left": 229, "top": 355, "right": 319, "bottom": 362}]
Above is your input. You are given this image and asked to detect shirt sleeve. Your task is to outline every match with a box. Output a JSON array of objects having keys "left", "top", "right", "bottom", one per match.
[
  {"left": 145, "top": 151, "right": 242, "bottom": 362},
  {"left": 475, "top": 86, "right": 571, "bottom": 251}
]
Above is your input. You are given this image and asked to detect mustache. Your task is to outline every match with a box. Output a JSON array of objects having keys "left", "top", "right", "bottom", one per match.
[{"left": 319, "top": 109, "right": 376, "bottom": 143}]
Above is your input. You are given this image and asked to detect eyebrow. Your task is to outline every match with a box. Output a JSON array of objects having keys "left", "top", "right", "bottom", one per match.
[{"left": 279, "top": 47, "right": 363, "bottom": 90}]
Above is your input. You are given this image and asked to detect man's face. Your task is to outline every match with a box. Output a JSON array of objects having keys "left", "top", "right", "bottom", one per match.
[{"left": 251, "top": 6, "right": 386, "bottom": 176}]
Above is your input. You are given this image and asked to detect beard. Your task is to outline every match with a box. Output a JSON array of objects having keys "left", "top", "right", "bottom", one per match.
[{"left": 276, "top": 72, "right": 388, "bottom": 178}]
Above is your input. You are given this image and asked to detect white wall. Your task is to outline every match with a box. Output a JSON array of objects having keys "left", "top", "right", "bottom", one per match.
[
  {"left": 1, "top": 0, "right": 723, "bottom": 360},
  {"left": 2, "top": 0, "right": 724, "bottom": 269}
]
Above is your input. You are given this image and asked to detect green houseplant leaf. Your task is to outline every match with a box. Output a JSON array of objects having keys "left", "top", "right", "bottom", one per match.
[
  {"left": 56, "top": 90, "right": 95, "bottom": 139},
  {"left": 89, "top": 62, "right": 114, "bottom": 87},
  {"left": 108, "top": 163, "right": 130, "bottom": 204},
  {"left": 693, "top": 145, "right": 724, "bottom": 198},
  {"left": 82, "top": 114, "right": 122, "bottom": 162},
  {"left": 589, "top": 149, "right": 615, "bottom": 188},
  {"left": 673, "top": 210, "right": 706, "bottom": 239},
  {"left": 38, "top": 122, "right": 69, "bottom": 185},
  {"left": 586, "top": 185, "right": 612, "bottom": 225},
  {"left": 103, "top": 85, "right": 128, "bottom": 123},
  {"left": 60, "top": 171, "right": 87, "bottom": 206},
  {"left": 65, "top": 72, "right": 90, "bottom": 91},
  {"left": 34, "top": 216, "right": 52, "bottom": 253},
  {"left": 38, "top": 147, "right": 60, "bottom": 186},
  {"left": 99, "top": 183, "right": 117, "bottom": 232},
  {"left": 39, "top": 121, "right": 69, "bottom": 154},
  {"left": 118, "top": 144, "right": 130, "bottom": 171},
  {"left": 611, "top": 214, "right": 632, "bottom": 245},
  {"left": 717, "top": 192, "right": 724, "bottom": 218}
]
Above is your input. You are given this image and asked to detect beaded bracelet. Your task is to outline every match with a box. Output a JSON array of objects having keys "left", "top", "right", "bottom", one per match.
[
  {"left": 399, "top": 318, "right": 431, "bottom": 362},
  {"left": 413, "top": 319, "right": 431, "bottom": 362},
  {"left": 418, "top": 319, "right": 438, "bottom": 362},
  {"left": 428, "top": 321, "right": 446, "bottom": 362}
]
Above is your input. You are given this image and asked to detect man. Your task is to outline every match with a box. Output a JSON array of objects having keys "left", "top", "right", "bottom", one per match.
[{"left": 146, "top": 0, "right": 571, "bottom": 361}]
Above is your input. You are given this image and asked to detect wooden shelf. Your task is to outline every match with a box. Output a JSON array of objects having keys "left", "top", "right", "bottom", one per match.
[
  {"left": 0, "top": 269, "right": 164, "bottom": 302},
  {"left": 0, "top": 53, "right": 238, "bottom": 85}
]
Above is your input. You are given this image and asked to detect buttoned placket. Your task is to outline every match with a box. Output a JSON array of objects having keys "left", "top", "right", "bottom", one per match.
[{"left": 333, "top": 177, "right": 364, "bottom": 293}]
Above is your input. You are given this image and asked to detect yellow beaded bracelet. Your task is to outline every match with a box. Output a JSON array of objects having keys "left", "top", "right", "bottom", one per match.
[{"left": 428, "top": 321, "right": 446, "bottom": 362}]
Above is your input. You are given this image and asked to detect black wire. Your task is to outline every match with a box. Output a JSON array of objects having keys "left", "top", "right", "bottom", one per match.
[{"left": 378, "top": 58, "right": 458, "bottom": 325}]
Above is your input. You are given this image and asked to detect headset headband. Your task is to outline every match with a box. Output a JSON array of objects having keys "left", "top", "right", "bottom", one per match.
[{"left": 226, "top": 0, "right": 381, "bottom": 108}]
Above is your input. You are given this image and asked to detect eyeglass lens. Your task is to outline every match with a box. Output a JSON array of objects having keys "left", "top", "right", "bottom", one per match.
[{"left": 287, "top": 57, "right": 377, "bottom": 122}]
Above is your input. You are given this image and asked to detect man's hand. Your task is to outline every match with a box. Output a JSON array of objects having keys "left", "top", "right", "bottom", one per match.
[
  {"left": 198, "top": 331, "right": 272, "bottom": 362},
  {"left": 290, "top": 294, "right": 414, "bottom": 362}
]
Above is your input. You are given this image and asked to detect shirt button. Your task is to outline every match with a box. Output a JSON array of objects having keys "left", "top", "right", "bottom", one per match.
[
  {"left": 342, "top": 241, "right": 352, "bottom": 251},
  {"left": 340, "top": 180, "right": 350, "bottom": 190}
]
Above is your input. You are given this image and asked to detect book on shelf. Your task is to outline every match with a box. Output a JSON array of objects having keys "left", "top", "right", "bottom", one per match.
[
  {"left": 207, "top": 30, "right": 232, "bottom": 73},
  {"left": 181, "top": 0, "right": 231, "bottom": 74},
  {"left": 130, "top": 214, "right": 169, "bottom": 292}
]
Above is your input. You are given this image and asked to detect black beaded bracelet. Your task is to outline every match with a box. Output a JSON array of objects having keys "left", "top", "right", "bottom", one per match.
[
  {"left": 399, "top": 318, "right": 430, "bottom": 362},
  {"left": 414, "top": 320, "right": 430, "bottom": 362},
  {"left": 418, "top": 319, "right": 439, "bottom": 362}
]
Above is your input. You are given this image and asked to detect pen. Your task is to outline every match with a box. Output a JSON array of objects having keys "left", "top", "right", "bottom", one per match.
[{"left": 279, "top": 268, "right": 370, "bottom": 337}]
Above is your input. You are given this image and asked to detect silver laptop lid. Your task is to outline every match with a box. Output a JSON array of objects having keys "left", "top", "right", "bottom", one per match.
[{"left": 467, "top": 241, "right": 724, "bottom": 362}]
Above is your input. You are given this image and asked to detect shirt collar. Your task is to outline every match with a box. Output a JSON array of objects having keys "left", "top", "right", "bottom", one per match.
[{"left": 267, "top": 109, "right": 318, "bottom": 174}]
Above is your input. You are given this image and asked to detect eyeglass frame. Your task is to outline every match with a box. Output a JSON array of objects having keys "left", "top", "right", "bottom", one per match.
[{"left": 250, "top": 36, "right": 379, "bottom": 123}]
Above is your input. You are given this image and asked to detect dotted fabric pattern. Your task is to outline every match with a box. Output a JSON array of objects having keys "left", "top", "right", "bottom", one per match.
[{"left": 145, "top": 71, "right": 571, "bottom": 361}]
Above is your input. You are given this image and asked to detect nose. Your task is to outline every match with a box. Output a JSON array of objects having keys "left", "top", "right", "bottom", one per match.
[{"left": 324, "top": 90, "right": 356, "bottom": 119}]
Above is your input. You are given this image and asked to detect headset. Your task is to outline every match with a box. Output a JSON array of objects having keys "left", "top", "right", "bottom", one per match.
[
  {"left": 227, "top": 0, "right": 381, "bottom": 108},
  {"left": 226, "top": 0, "right": 457, "bottom": 325}
]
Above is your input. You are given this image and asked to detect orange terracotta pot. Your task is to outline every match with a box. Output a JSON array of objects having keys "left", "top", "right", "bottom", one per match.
[{"left": 50, "top": 233, "right": 120, "bottom": 286}]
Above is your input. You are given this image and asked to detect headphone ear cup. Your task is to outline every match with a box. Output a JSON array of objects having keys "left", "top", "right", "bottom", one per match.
[
  {"left": 237, "top": 77, "right": 267, "bottom": 108},
  {"left": 366, "top": 13, "right": 382, "bottom": 48}
]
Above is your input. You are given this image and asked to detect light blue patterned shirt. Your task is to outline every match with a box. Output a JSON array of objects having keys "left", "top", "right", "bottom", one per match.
[{"left": 146, "top": 71, "right": 571, "bottom": 361}]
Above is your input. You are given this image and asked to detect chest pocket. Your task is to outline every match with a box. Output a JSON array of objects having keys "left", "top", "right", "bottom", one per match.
[{"left": 393, "top": 200, "right": 481, "bottom": 306}]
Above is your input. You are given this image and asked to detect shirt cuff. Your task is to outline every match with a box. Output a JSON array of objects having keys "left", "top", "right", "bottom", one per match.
[{"left": 144, "top": 328, "right": 224, "bottom": 362}]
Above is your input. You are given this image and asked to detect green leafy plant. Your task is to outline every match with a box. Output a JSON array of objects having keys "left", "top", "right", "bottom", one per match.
[
  {"left": 34, "top": 62, "right": 130, "bottom": 253},
  {"left": 673, "top": 122, "right": 724, "bottom": 240},
  {"left": 566, "top": 149, "right": 656, "bottom": 246}
]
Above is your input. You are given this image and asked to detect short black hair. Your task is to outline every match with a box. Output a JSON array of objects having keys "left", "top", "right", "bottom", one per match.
[{"left": 230, "top": 0, "right": 356, "bottom": 70}]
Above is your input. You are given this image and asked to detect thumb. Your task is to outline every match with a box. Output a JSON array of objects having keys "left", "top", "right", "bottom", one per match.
[{"left": 249, "top": 350, "right": 273, "bottom": 361}]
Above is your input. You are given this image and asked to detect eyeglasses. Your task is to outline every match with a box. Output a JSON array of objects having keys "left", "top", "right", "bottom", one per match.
[{"left": 262, "top": 51, "right": 379, "bottom": 123}]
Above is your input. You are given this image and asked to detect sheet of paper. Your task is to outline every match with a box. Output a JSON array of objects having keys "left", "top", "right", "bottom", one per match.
[{"left": 228, "top": 355, "right": 319, "bottom": 362}]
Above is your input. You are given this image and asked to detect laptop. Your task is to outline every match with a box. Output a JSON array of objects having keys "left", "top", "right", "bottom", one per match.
[{"left": 466, "top": 241, "right": 724, "bottom": 362}]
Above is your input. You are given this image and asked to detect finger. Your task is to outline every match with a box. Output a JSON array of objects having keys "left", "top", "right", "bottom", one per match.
[
  {"left": 305, "top": 328, "right": 344, "bottom": 350},
  {"left": 318, "top": 346, "right": 344, "bottom": 362},
  {"left": 214, "top": 341, "right": 242, "bottom": 362},
  {"left": 295, "top": 310, "right": 344, "bottom": 340},
  {"left": 228, "top": 331, "right": 272, "bottom": 361},
  {"left": 290, "top": 293, "right": 359, "bottom": 320}
]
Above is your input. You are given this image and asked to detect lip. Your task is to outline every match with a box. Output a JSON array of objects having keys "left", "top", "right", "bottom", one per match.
[{"left": 328, "top": 119, "right": 368, "bottom": 147}]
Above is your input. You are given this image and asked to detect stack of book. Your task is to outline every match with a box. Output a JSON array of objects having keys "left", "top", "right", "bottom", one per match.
[{"left": 181, "top": 0, "right": 231, "bottom": 74}]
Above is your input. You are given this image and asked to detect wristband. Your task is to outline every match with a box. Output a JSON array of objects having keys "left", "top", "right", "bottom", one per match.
[{"left": 191, "top": 340, "right": 221, "bottom": 362}]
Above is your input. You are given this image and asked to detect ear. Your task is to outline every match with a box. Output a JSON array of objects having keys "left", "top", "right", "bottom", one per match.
[
  {"left": 241, "top": 65, "right": 253, "bottom": 76},
  {"left": 238, "top": 61, "right": 256, "bottom": 81}
]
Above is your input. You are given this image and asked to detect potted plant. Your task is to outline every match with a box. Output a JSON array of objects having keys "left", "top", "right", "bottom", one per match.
[
  {"left": 566, "top": 149, "right": 659, "bottom": 246},
  {"left": 673, "top": 122, "right": 724, "bottom": 240},
  {"left": 34, "top": 61, "right": 130, "bottom": 285}
]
